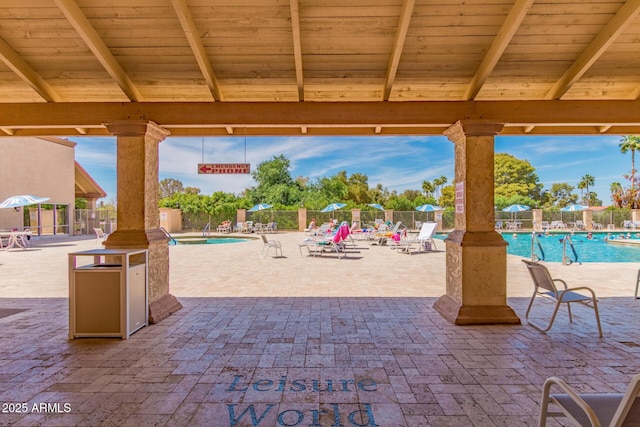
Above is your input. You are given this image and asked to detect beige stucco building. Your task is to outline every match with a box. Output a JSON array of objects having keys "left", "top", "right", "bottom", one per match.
[{"left": 0, "top": 137, "right": 105, "bottom": 235}]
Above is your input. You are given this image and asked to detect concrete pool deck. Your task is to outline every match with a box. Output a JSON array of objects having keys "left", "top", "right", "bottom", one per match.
[{"left": 0, "top": 231, "right": 639, "bottom": 426}]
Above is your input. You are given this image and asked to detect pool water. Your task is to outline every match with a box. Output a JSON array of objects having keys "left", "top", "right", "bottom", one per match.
[
  {"left": 170, "top": 237, "right": 252, "bottom": 245},
  {"left": 435, "top": 232, "right": 640, "bottom": 263}
]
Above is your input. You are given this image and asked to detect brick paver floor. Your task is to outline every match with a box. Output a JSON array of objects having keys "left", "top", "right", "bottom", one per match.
[{"left": 0, "top": 232, "right": 639, "bottom": 426}]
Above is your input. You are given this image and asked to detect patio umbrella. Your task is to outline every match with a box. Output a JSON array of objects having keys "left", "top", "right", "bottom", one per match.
[
  {"left": 502, "top": 204, "right": 530, "bottom": 222},
  {"left": 502, "top": 204, "right": 530, "bottom": 213},
  {"left": 367, "top": 203, "right": 385, "bottom": 211},
  {"left": 415, "top": 204, "right": 442, "bottom": 212},
  {"left": 0, "top": 194, "right": 49, "bottom": 209},
  {"left": 247, "top": 203, "right": 273, "bottom": 212},
  {"left": 320, "top": 203, "right": 346, "bottom": 213},
  {"left": 560, "top": 204, "right": 588, "bottom": 212}
]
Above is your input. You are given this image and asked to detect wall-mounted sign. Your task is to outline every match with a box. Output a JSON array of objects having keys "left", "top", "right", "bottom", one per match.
[
  {"left": 455, "top": 181, "right": 465, "bottom": 214},
  {"left": 198, "top": 163, "right": 250, "bottom": 174}
]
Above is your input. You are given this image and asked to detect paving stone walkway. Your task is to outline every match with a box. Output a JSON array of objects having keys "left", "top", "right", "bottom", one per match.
[{"left": 0, "top": 232, "right": 639, "bottom": 426}]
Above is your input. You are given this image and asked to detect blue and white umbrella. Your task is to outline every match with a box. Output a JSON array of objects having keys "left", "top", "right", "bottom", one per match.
[
  {"left": 320, "top": 203, "right": 346, "bottom": 213},
  {"left": 247, "top": 203, "right": 273, "bottom": 212},
  {"left": 415, "top": 204, "right": 442, "bottom": 212},
  {"left": 0, "top": 194, "right": 49, "bottom": 209},
  {"left": 502, "top": 204, "right": 530, "bottom": 213},
  {"left": 560, "top": 204, "right": 589, "bottom": 212},
  {"left": 367, "top": 203, "right": 385, "bottom": 211}
]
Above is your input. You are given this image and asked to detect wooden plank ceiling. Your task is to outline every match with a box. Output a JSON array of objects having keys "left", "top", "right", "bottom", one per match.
[{"left": 0, "top": 0, "right": 640, "bottom": 136}]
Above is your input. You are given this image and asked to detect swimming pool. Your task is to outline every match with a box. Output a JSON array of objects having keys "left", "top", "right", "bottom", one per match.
[
  {"left": 436, "top": 232, "right": 640, "bottom": 263},
  {"left": 170, "top": 236, "right": 253, "bottom": 245}
]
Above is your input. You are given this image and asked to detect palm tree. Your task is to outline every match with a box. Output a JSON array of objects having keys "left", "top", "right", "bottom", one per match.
[
  {"left": 610, "top": 182, "right": 624, "bottom": 207},
  {"left": 620, "top": 135, "right": 640, "bottom": 207},
  {"left": 433, "top": 176, "right": 448, "bottom": 198},
  {"left": 578, "top": 174, "right": 595, "bottom": 206},
  {"left": 421, "top": 180, "right": 435, "bottom": 198}
]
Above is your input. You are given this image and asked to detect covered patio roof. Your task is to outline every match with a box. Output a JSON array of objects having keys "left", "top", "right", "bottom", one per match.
[{"left": 1, "top": 0, "right": 640, "bottom": 136}]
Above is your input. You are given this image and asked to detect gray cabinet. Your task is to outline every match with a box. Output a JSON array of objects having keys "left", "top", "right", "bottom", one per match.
[{"left": 68, "top": 249, "right": 148, "bottom": 339}]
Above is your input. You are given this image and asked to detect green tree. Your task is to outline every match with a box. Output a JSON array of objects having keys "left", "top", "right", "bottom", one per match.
[
  {"left": 421, "top": 180, "right": 435, "bottom": 198},
  {"left": 439, "top": 184, "right": 455, "bottom": 208},
  {"left": 346, "top": 172, "right": 371, "bottom": 205},
  {"left": 433, "top": 176, "right": 448, "bottom": 198},
  {"left": 247, "top": 155, "right": 302, "bottom": 206},
  {"left": 577, "top": 174, "right": 595, "bottom": 206},
  {"left": 619, "top": 135, "right": 640, "bottom": 208},
  {"left": 548, "top": 182, "right": 578, "bottom": 208},
  {"left": 159, "top": 178, "right": 184, "bottom": 199},
  {"left": 611, "top": 182, "right": 624, "bottom": 207},
  {"left": 75, "top": 198, "right": 88, "bottom": 209},
  {"left": 494, "top": 153, "right": 543, "bottom": 201}
]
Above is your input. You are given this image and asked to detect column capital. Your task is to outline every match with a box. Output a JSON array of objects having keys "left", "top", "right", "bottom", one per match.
[
  {"left": 104, "top": 121, "right": 170, "bottom": 143},
  {"left": 444, "top": 120, "right": 504, "bottom": 143}
]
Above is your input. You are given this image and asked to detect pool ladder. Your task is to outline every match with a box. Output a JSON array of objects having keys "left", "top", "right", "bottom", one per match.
[
  {"left": 530, "top": 232, "right": 545, "bottom": 262},
  {"left": 160, "top": 227, "right": 177, "bottom": 245},
  {"left": 562, "top": 234, "right": 581, "bottom": 265}
]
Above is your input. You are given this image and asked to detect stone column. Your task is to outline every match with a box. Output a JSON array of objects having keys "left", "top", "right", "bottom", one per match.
[
  {"left": 435, "top": 210, "right": 443, "bottom": 231},
  {"left": 103, "top": 121, "right": 182, "bottom": 324},
  {"left": 351, "top": 209, "right": 361, "bottom": 229},
  {"left": 434, "top": 121, "right": 520, "bottom": 325},
  {"left": 583, "top": 210, "right": 593, "bottom": 230},
  {"left": 533, "top": 209, "right": 543, "bottom": 230},
  {"left": 384, "top": 209, "right": 394, "bottom": 223},
  {"left": 298, "top": 208, "right": 307, "bottom": 231},
  {"left": 237, "top": 209, "right": 247, "bottom": 224}
]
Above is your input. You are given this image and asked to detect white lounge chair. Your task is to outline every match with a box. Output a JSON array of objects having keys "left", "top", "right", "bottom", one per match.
[
  {"left": 395, "top": 222, "right": 438, "bottom": 254},
  {"left": 94, "top": 228, "right": 108, "bottom": 246},
  {"left": 539, "top": 373, "right": 640, "bottom": 426}
]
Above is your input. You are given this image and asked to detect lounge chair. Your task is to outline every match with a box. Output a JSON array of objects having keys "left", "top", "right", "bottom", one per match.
[
  {"left": 522, "top": 260, "right": 603, "bottom": 337},
  {"left": 94, "top": 228, "right": 108, "bottom": 246},
  {"left": 260, "top": 234, "right": 282, "bottom": 258},
  {"left": 395, "top": 222, "right": 438, "bottom": 254},
  {"left": 539, "top": 373, "right": 640, "bottom": 426},
  {"left": 264, "top": 222, "right": 277, "bottom": 233},
  {"left": 302, "top": 222, "right": 350, "bottom": 259}
]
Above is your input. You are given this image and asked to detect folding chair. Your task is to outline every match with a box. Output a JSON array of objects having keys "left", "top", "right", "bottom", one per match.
[
  {"left": 539, "top": 373, "right": 640, "bottom": 426},
  {"left": 522, "top": 260, "right": 603, "bottom": 337}
]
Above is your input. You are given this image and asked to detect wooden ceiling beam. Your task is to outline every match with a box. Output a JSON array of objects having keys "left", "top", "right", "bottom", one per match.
[
  {"left": 289, "top": 0, "right": 305, "bottom": 101},
  {"left": 54, "top": 0, "right": 143, "bottom": 102},
  {"left": 384, "top": 0, "right": 415, "bottom": 101},
  {"left": 170, "top": 0, "right": 222, "bottom": 101},
  {"left": 545, "top": 0, "right": 640, "bottom": 100},
  {"left": 464, "top": 0, "right": 534, "bottom": 100},
  {"left": 0, "top": 37, "right": 61, "bottom": 102},
  {"left": 0, "top": 101, "right": 639, "bottom": 130}
]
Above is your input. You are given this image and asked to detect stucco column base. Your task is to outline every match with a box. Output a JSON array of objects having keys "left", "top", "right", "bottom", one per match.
[
  {"left": 104, "top": 229, "right": 182, "bottom": 324},
  {"left": 434, "top": 295, "right": 520, "bottom": 325},
  {"left": 435, "top": 230, "right": 520, "bottom": 325}
]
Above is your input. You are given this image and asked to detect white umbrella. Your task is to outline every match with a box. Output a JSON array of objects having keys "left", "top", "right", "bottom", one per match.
[
  {"left": 0, "top": 195, "right": 49, "bottom": 209},
  {"left": 320, "top": 203, "right": 346, "bottom": 213},
  {"left": 367, "top": 203, "right": 385, "bottom": 211},
  {"left": 415, "top": 204, "right": 442, "bottom": 212},
  {"left": 560, "top": 204, "right": 588, "bottom": 212},
  {"left": 247, "top": 203, "right": 273, "bottom": 212},
  {"left": 502, "top": 204, "right": 530, "bottom": 212}
]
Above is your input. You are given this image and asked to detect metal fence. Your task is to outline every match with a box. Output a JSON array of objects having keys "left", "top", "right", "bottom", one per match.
[
  {"left": 74, "top": 209, "right": 117, "bottom": 235},
  {"left": 74, "top": 208, "right": 636, "bottom": 234}
]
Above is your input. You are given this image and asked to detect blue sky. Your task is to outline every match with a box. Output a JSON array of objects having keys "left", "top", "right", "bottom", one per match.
[{"left": 71, "top": 134, "right": 627, "bottom": 206}]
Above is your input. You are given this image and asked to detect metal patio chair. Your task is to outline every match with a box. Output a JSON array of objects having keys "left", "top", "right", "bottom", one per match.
[
  {"left": 539, "top": 373, "right": 640, "bottom": 426},
  {"left": 522, "top": 260, "right": 603, "bottom": 337}
]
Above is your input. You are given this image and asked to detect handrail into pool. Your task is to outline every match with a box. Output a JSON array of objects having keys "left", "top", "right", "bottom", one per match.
[
  {"left": 160, "top": 227, "right": 177, "bottom": 245},
  {"left": 530, "top": 232, "right": 545, "bottom": 262},
  {"left": 202, "top": 223, "right": 210, "bottom": 237},
  {"left": 562, "top": 234, "right": 581, "bottom": 265}
]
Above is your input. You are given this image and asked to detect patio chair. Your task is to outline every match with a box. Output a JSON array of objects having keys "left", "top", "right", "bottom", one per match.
[
  {"left": 264, "top": 222, "right": 277, "bottom": 233},
  {"left": 522, "top": 260, "right": 603, "bottom": 337},
  {"left": 260, "top": 234, "right": 282, "bottom": 258},
  {"left": 396, "top": 222, "right": 438, "bottom": 254},
  {"left": 539, "top": 373, "right": 640, "bottom": 426},
  {"left": 93, "top": 228, "right": 108, "bottom": 246}
]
